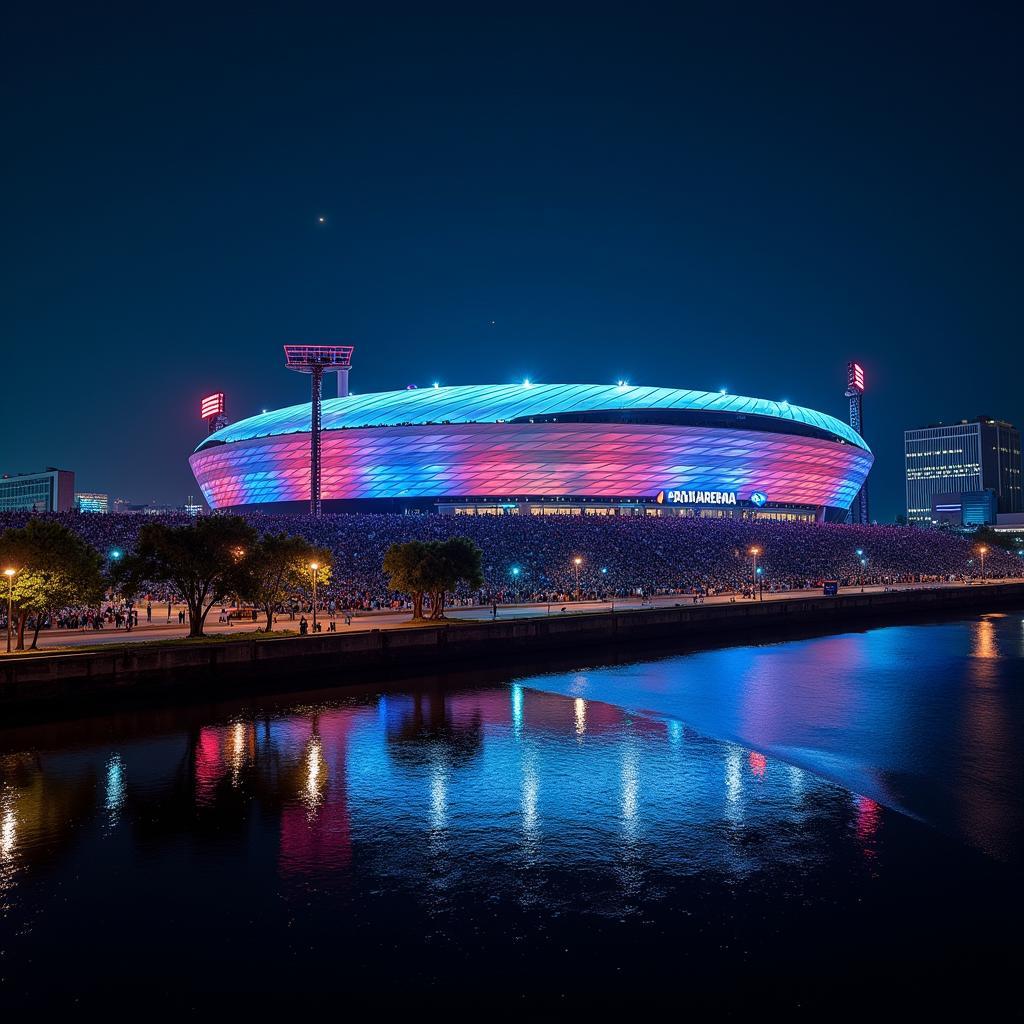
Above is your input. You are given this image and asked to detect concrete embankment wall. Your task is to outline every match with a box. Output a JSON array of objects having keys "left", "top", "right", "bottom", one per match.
[{"left": 2, "top": 583, "right": 1023, "bottom": 715}]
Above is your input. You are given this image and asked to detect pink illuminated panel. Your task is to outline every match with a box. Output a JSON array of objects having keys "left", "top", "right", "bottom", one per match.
[
  {"left": 190, "top": 421, "right": 874, "bottom": 511},
  {"left": 200, "top": 392, "right": 225, "bottom": 419}
]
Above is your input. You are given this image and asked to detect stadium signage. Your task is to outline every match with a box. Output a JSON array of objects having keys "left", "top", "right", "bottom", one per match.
[{"left": 657, "top": 489, "right": 738, "bottom": 506}]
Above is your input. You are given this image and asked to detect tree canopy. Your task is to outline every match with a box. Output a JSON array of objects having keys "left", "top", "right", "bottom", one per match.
[
  {"left": 0, "top": 519, "right": 105, "bottom": 650},
  {"left": 238, "top": 533, "right": 333, "bottom": 631},
  {"left": 118, "top": 516, "right": 257, "bottom": 637},
  {"left": 383, "top": 536, "right": 483, "bottom": 620}
]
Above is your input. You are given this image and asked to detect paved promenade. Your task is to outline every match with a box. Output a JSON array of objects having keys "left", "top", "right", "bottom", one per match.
[{"left": 6, "top": 579, "right": 1015, "bottom": 653}]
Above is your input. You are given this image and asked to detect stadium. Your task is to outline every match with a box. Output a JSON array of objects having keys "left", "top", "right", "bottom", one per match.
[{"left": 189, "top": 383, "right": 873, "bottom": 521}]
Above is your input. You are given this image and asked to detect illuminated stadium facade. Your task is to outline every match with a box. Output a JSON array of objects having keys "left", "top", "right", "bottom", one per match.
[{"left": 189, "top": 383, "right": 873, "bottom": 521}]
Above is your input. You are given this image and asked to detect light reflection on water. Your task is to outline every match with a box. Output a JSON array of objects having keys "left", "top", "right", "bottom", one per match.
[
  {"left": 517, "top": 613, "right": 1024, "bottom": 863},
  {"left": 0, "top": 613, "right": 1019, "bottom": 1001}
]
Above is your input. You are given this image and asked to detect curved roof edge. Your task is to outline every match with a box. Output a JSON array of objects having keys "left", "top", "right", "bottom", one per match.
[{"left": 196, "top": 383, "right": 871, "bottom": 453}]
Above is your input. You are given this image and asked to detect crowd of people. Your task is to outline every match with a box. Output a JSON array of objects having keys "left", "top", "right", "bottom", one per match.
[{"left": 1, "top": 509, "right": 1021, "bottom": 629}]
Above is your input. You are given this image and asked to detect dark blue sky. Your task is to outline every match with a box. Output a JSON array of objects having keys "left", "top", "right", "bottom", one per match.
[{"left": 3, "top": 4, "right": 1021, "bottom": 520}]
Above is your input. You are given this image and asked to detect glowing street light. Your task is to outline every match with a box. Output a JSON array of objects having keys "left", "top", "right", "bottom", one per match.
[
  {"left": 749, "top": 546, "right": 762, "bottom": 601},
  {"left": 573, "top": 556, "right": 582, "bottom": 600},
  {"left": 4, "top": 567, "right": 16, "bottom": 655},
  {"left": 309, "top": 562, "right": 320, "bottom": 632},
  {"left": 977, "top": 545, "right": 988, "bottom": 581}
]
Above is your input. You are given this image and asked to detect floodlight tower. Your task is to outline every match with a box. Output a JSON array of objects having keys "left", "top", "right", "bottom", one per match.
[
  {"left": 284, "top": 345, "right": 354, "bottom": 516},
  {"left": 845, "top": 361, "right": 869, "bottom": 524},
  {"left": 200, "top": 392, "right": 228, "bottom": 435}
]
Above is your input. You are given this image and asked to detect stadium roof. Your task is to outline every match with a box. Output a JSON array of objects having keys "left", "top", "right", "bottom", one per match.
[{"left": 197, "top": 383, "right": 870, "bottom": 452}]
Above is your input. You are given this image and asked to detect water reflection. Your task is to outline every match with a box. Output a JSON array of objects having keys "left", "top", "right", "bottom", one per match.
[
  {"left": 0, "top": 616, "right": 1020, "bottom": 1002},
  {"left": 518, "top": 612, "right": 1024, "bottom": 863},
  {"left": 1, "top": 805, "right": 14, "bottom": 860},
  {"left": 971, "top": 616, "right": 1000, "bottom": 659},
  {"left": 0, "top": 685, "right": 884, "bottom": 894},
  {"left": 104, "top": 754, "right": 125, "bottom": 825}
]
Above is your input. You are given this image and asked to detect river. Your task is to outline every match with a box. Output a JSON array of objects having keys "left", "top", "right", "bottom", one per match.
[{"left": 0, "top": 613, "right": 1020, "bottom": 1005}]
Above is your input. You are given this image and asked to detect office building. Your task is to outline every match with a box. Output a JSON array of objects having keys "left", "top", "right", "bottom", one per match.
[
  {"left": 0, "top": 468, "right": 76, "bottom": 513},
  {"left": 905, "top": 417, "right": 1022, "bottom": 525},
  {"left": 74, "top": 492, "right": 109, "bottom": 513}
]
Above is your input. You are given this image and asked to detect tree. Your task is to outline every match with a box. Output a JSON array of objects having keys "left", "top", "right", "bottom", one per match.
[
  {"left": 0, "top": 519, "right": 105, "bottom": 650},
  {"left": 383, "top": 540, "right": 431, "bottom": 620},
  {"left": 383, "top": 537, "right": 483, "bottom": 621},
  {"left": 119, "top": 516, "right": 257, "bottom": 638},
  {"left": 238, "top": 534, "right": 333, "bottom": 632}
]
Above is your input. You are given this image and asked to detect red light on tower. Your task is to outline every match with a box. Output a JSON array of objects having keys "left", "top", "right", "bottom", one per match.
[
  {"left": 201, "top": 392, "right": 228, "bottom": 435},
  {"left": 847, "top": 362, "right": 865, "bottom": 394},
  {"left": 200, "top": 392, "right": 225, "bottom": 420}
]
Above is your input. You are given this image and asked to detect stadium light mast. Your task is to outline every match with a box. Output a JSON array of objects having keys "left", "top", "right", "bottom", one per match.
[
  {"left": 284, "top": 344, "right": 355, "bottom": 516},
  {"left": 845, "top": 361, "right": 869, "bottom": 525},
  {"left": 200, "top": 392, "right": 229, "bottom": 435}
]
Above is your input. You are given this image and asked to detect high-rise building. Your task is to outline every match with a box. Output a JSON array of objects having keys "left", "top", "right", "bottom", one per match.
[
  {"left": 74, "top": 492, "right": 109, "bottom": 513},
  {"left": 904, "top": 417, "right": 1022, "bottom": 525},
  {"left": 0, "top": 468, "right": 75, "bottom": 512}
]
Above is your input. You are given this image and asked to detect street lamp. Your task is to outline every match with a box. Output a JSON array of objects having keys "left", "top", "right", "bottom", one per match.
[
  {"left": 4, "top": 568, "right": 16, "bottom": 655},
  {"left": 573, "top": 557, "right": 582, "bottom": 600},
  {"left": 749, "top": 547, "right": 762, "bottom": 601},
  {"left": 309, "top": 562, "right": 319, "bottom": 632},
  {"left": 977, "top": 545, "right": 988, "bottom": 582}
]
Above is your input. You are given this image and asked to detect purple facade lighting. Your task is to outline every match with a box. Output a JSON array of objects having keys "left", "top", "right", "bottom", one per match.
[{"left": 190, "top": 383, "right": 873, "bottom": 515}]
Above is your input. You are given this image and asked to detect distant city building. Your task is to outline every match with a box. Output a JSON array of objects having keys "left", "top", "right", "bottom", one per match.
[
  {"left": 930, "top": 490, "right": 998, "bottom": 528},
  {"left": 74, "top": 492, "right": 109, "bottom": 513},
  {"left": 0, "top": 468, "right": 75, "bottom": 513},
  {"left": 905, "top": 417, "right": 1023, "bottom": 525},
  {"left": 106, "top": 498, "right": 204, "bottom": 516},
  {"left": 990, "top": 512, "right": 1024, "bottom": 537}
]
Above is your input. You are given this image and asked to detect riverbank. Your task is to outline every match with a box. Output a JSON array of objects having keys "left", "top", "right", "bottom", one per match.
[{"left": 2, "top": 580, "right": 1023, "bottom": 718}]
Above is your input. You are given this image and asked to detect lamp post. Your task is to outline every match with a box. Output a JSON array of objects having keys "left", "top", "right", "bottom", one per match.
[
  {"left": 4, "top": 568, "right": 16, "bottom": 655},
  {"left": 749, "top": 547, "right": 761, "bottom": 601},
  {"left": 309, "top": 562, "right": 319, "bottom": 632},
  {"left": 232, "top": 547, "right": 246, "bottom": 619},
  {"left": 573, "top": 557, "right": 582, "bottom": 601},
  {"left": 977, "top": 545, "right": 987, "bottom": 582}
]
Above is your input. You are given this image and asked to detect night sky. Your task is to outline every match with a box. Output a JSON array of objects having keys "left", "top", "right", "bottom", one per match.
[{"left": 3, "top": 5, "right": 1021, "bottom": 522}]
